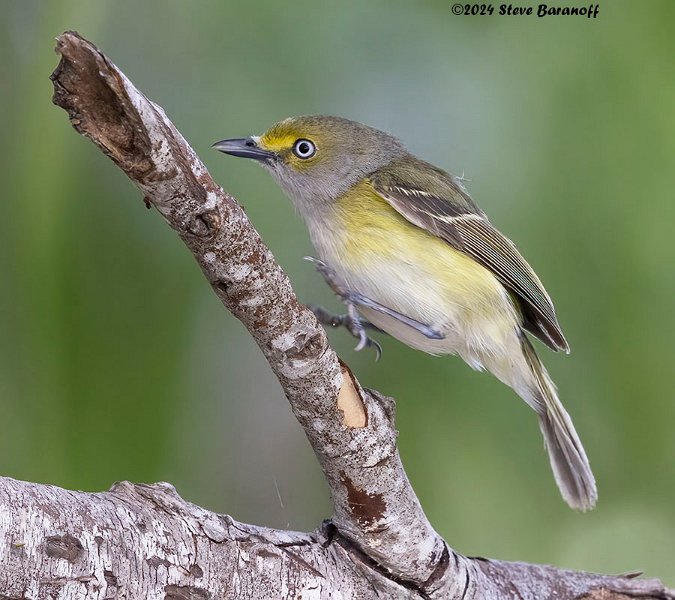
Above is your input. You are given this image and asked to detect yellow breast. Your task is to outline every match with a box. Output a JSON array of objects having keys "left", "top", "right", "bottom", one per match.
[
  {"left": 331, "top": 179, "right": 505, "bottom": 313},
  {"left": 310, "top": 180, "right": 520, "bottom": 360}
]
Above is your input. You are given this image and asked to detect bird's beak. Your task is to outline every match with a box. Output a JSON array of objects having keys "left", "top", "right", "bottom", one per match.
[{"left": 211, "top": 137, "right": 275, "bottom": 161}]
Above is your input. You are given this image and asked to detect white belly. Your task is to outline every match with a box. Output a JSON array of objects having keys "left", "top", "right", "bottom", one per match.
[{"left": 329, "top": 252, "right": 520, "bottom": 371}]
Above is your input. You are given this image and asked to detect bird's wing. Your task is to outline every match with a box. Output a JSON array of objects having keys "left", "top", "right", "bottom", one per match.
[{"left": 369, "top": 159, "right": 569, "bottom": 352}]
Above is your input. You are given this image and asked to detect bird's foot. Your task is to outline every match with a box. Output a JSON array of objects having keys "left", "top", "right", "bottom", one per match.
[{"left": 308, "top": 303, "right": 383, "bottom": 361}]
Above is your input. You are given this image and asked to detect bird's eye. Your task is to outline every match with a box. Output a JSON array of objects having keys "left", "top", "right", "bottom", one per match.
[{"left": 292, "top": 139, "right": 316, "bottom": 159}]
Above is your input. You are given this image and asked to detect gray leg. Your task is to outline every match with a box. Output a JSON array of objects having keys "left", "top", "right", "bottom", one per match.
[{"left": 348, "top": 292, "right": 445, "bottom": 340}]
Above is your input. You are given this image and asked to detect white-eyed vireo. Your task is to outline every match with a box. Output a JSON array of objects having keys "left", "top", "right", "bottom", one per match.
[{"left": 214, "top": 115, "right": 596, "bottom": 511}]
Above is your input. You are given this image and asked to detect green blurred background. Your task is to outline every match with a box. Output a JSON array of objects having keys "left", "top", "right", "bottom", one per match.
[{"left": 1, "top": 0, "right": 673, "bottom": 583}]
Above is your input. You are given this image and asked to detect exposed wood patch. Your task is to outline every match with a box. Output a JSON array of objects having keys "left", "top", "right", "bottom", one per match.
[{"left": 337, "top": 360, "right": 366, "bottom": 428}]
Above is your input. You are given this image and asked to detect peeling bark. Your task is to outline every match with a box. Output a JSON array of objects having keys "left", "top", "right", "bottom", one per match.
[
  {"left": 0, "top": 477, "right": 414, "bottom": 599},
  {"left": 0, "top": 30, "right": 670, "bottom": 600}
]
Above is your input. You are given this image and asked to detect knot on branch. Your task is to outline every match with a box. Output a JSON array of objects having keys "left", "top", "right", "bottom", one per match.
[
  {"left": 271, "top": 322, "right": 328, "bottom": 377},
  {"left": 187, "top": 208, "right": 222, "bottom": 237}
]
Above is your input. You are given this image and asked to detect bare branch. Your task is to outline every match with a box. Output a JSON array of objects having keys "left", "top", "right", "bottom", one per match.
[
  {"left": 1, "top": 478, "right": 671, "bottom": 600},
  {"left": 0, "top": 477, "right": 415, "bottom": 599},
  {"left": 1, "top": 30, "right": 670, "bottom": 600},
  {"left": 49, "top": 28, "right": 447, "bottom": 592}
]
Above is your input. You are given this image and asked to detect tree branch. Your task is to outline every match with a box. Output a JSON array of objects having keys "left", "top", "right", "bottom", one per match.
[
  {"left": 0, "top": 477, "right": 415, "bottom": 599},
  {"left": 0, "top": 30, "right": 670, "bottom": 599}
]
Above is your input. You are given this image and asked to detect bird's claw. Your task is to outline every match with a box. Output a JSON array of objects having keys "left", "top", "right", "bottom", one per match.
[
  {"left": 346, "top": 304, "right": 382, "bottom": 359},
  {"left": 308, "top": 303, "right": 383, "bottom": 361},
  {"left": 346, "top": 307, "right": 382, "bottom": 361}
]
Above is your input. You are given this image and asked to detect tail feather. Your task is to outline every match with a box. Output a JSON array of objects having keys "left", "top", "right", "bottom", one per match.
[{"left": 521, "top": 336, "right": 597, "bottom": 511}]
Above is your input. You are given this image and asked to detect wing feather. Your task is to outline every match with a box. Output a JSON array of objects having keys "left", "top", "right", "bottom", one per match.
[{"left": 370, "top": 159, "right": 569, "bottom": 352}]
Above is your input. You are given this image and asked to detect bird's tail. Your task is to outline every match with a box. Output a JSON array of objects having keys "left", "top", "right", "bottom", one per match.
[{"left": 520, "top": 336, "right": 597, "bottom": 511}]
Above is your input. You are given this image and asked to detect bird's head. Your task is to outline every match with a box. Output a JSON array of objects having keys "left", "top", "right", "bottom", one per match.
[{"left": 213, "top": 115, "right": 404, "bottom": 211}]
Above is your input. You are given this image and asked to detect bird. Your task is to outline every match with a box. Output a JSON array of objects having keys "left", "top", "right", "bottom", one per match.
[{"left": 213, "top": 115, "right": 597, "bottom": 511}]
